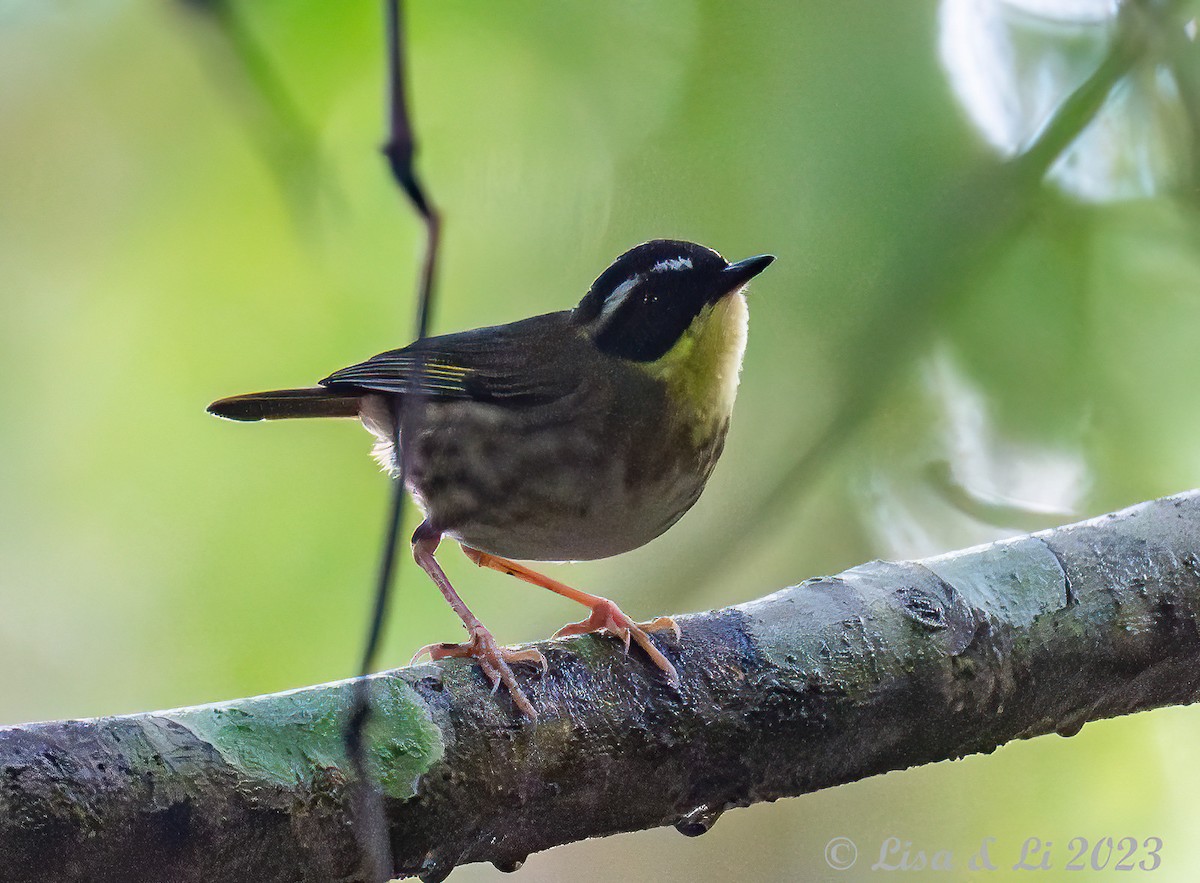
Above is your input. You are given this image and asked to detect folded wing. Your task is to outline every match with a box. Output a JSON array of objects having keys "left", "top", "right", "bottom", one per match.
[{"left": 320, "top": 311, "right": 585, "bottom": 405}]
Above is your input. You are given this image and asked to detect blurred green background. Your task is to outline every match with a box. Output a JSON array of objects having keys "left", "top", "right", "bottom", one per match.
[{"left": 3, "top": 0, "right": 1200, "bottom": 879}]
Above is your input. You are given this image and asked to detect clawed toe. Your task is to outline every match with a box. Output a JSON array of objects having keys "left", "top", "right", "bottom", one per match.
[
  {"left": 412, "top": 641, "right": 466, "bottom": 664},
  {"left": 459, "top": 547, "right": 682, "bottom": 690},
  {"left": 503, "top": 646, "right": 549, "bottom": 674},
  {"left": 640, "top": 615, "right": 682, "bottom": 642},
  {"left": 412, "top": 627, "right": 544, "bottom": 719},
  {"left": 554, "top": 600, "right": 680, "bottom": 685}
]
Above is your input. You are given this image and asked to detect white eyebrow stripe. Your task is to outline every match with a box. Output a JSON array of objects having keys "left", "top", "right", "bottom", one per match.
[
  {"left": 599, "top": 273, "right": 642, "bottom": 321},
  {"left": 651, "top": 256, "right": 692, "bottom": 272}
]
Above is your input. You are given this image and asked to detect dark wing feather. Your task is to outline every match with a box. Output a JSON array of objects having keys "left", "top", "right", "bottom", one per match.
[{"left": 320, "top": 311, "right": 584, "bottom": 404}]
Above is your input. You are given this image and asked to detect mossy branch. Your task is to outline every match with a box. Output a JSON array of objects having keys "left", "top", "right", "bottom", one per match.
[{"left": 3, "top": 491, "right": 1200, "bottom": 882}]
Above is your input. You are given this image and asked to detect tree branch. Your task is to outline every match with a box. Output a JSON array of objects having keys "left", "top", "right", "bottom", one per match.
[{"left": 4, "top": 491, "right": 1200, "bottom": 882}]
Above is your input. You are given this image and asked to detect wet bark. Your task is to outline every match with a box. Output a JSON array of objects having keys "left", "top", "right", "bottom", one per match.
[{"left": 2, "top": 491, "right": 1199, "bottom": 882}]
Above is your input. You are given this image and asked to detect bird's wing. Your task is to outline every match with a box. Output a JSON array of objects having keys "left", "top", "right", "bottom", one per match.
[{"left": 319, "top": 311, "right": 587, "bottom": 404}]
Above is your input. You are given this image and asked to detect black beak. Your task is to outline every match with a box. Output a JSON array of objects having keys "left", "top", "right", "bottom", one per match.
[{"left": 721, "top": 253, "right": 776, "bottom": 292}]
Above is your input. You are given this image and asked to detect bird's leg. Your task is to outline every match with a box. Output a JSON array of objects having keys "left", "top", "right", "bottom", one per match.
[
  {"left": 461, "top": 546, "right": 681, "bottom": 685},
  {"left": 409, "top": 523, "right": 546, "bottom": 719}
]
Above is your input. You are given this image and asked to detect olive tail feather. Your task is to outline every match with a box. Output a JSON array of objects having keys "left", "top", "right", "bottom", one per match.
[{"left": 207, "top": 387, "right": 363, "bottom": 422}]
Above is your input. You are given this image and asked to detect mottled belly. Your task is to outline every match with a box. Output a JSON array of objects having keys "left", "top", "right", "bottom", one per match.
[
  {"left": 448, "top": 457, "right": 707, "bottom": 561},
  {"left": 363, "top": 396, "right": 727, "bottom": 562}
]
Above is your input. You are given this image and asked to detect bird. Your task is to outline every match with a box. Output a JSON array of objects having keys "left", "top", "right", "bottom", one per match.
[{"left": 208, "top": 239, "right": 775, "bottom": 719}]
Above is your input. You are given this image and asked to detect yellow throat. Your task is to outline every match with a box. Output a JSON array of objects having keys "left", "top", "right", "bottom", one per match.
[{"left": 643, "top": 290, "right": 749, "bottom": 433}]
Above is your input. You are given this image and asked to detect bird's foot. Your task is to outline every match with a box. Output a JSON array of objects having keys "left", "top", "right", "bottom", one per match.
[
  {"left": 554, "top": 598, "right": 681, "bottom": 685},
  {"left": 413, "top": 626, "right": 547, "bottom": 719}
]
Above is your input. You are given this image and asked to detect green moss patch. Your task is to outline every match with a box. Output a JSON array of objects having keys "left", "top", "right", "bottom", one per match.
[{"left": 160, "top": 675, "right": 444, "bottom": 800}]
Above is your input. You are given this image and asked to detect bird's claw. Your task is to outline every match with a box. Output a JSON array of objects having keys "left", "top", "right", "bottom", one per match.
[
  {"left": 412, "top": 626, "right": 546, "bottom": 719},
  {"left": 554, "top": 599, "right": 681, "bottom": 685}
]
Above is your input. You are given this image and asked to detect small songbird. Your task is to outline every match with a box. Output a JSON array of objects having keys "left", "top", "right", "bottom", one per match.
[{"left": 208, "top": 240, "right": 774, "bottom": 718}]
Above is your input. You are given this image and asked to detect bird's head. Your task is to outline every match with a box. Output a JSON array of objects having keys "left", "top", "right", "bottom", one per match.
[{"left": 573, "top": 240, "right": 775, "bottom": 363}]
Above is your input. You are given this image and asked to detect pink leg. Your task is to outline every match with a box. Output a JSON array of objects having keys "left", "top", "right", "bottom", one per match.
[
  {"left": 410, "top": 523, "right": 546, "bottom": 719},
  {"left": 462, "top": 546, "right": 681, "bottom": 685}
]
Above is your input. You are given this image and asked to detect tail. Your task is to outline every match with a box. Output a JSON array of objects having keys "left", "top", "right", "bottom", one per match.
[{"left": 207, "top": 387, "right": 363, "bottom": 422}]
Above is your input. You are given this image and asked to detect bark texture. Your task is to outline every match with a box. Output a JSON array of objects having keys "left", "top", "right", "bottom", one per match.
[{"left": 2, "top": 492, "right": 1199, "bottom": 882}]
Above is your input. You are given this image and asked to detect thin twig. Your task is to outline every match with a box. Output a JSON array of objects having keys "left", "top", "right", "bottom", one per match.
[{"left": 344, "top": 1, "right": 441, "bottom": 880}]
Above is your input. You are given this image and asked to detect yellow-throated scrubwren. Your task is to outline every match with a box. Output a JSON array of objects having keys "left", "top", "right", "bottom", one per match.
[{"left": 209, "top": 239, "right": 775, "bottom": 718}]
